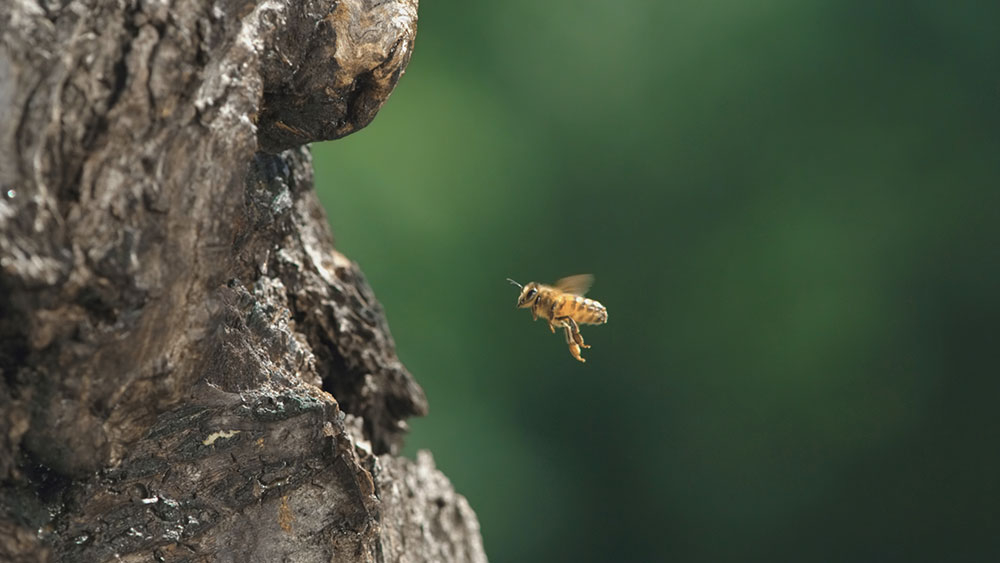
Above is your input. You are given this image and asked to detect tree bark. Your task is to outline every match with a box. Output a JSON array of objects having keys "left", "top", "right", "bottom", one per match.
[{"left": 0, "top": 0, "right": 487, "bottom": 561}]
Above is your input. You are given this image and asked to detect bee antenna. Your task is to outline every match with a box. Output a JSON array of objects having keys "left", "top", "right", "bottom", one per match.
[{"left": 506, "top": 278, "right": 523, "bottom": 289}]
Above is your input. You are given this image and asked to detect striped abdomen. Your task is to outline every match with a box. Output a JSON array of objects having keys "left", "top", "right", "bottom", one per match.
[{"left": 556, "top": 294, "right": 608, "bottom": 325}]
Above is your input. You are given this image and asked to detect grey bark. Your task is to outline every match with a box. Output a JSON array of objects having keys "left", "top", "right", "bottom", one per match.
[{"left": 0, "top": 0, "right": 487, "bottom": 561}]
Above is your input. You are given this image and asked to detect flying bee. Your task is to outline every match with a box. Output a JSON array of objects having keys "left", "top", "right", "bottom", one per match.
[{"left": 507, "top": 274, "right": 608, "bottom": 363}]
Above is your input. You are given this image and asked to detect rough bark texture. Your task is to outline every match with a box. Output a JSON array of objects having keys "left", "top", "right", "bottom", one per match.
[{"left": 0, "top": 0, "right": 487, "bottom": 561}]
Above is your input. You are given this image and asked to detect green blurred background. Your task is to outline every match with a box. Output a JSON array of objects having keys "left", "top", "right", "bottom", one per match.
[{"left": 313, "top": 1, "right": 999, "bottom": 561}]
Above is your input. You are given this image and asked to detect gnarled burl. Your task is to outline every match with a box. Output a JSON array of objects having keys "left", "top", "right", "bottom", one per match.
[{"left": 0, "top": 0, "right": 486, "bottom": 561}]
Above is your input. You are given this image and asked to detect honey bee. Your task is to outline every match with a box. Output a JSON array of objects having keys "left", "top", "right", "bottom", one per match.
[{"left": 507, "top": 274, "right": 608, "bottom": 363}]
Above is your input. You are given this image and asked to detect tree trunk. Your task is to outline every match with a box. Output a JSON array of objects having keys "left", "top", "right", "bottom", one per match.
[{"left": 0, "top": 0, "right": 486, "bottom": 561}]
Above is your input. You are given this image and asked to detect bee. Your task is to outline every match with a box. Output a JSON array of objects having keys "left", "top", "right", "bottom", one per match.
[{"left": 507, "top": 274, "right": 608, "bottom": 363}]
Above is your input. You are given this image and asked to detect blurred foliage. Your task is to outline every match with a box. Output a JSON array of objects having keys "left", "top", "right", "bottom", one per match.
[{"left": 312, "top": 1, "right": 1000, "bottom": 561}]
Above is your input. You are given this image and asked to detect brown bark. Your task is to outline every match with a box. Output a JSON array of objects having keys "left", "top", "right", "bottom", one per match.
[{"left": 0, "top": 0, "right": 486, "bottom": 561}]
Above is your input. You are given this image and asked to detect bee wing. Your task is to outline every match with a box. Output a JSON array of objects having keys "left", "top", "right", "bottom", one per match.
[{"left": 554, "top": 274, "right": 594, "bottom": 296}]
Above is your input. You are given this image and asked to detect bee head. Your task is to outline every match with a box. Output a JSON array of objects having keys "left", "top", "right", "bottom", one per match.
[{"left": 515, "top": 282, "right": 540, "bottom": 308}]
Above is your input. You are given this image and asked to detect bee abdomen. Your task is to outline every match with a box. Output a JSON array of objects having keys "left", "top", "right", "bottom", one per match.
[{"left": 570, "top": 296, "right": 608, "bottom": 325}]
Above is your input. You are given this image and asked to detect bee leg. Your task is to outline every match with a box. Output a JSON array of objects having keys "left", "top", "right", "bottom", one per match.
[
  {"left": 548, "top": 320, "right": 559, "bottom": 333},
  {"left": 560, "top": 317, "right": 590, "bottom": 349},
  {"left": 557, "top": 318, "right": 586, "bottom": 362},
  {"left": 559, "top": 320, "right": 572, "bottom": 344},
  {"left": 564, "top": 327, "right": 586, "bottom": 363}
]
